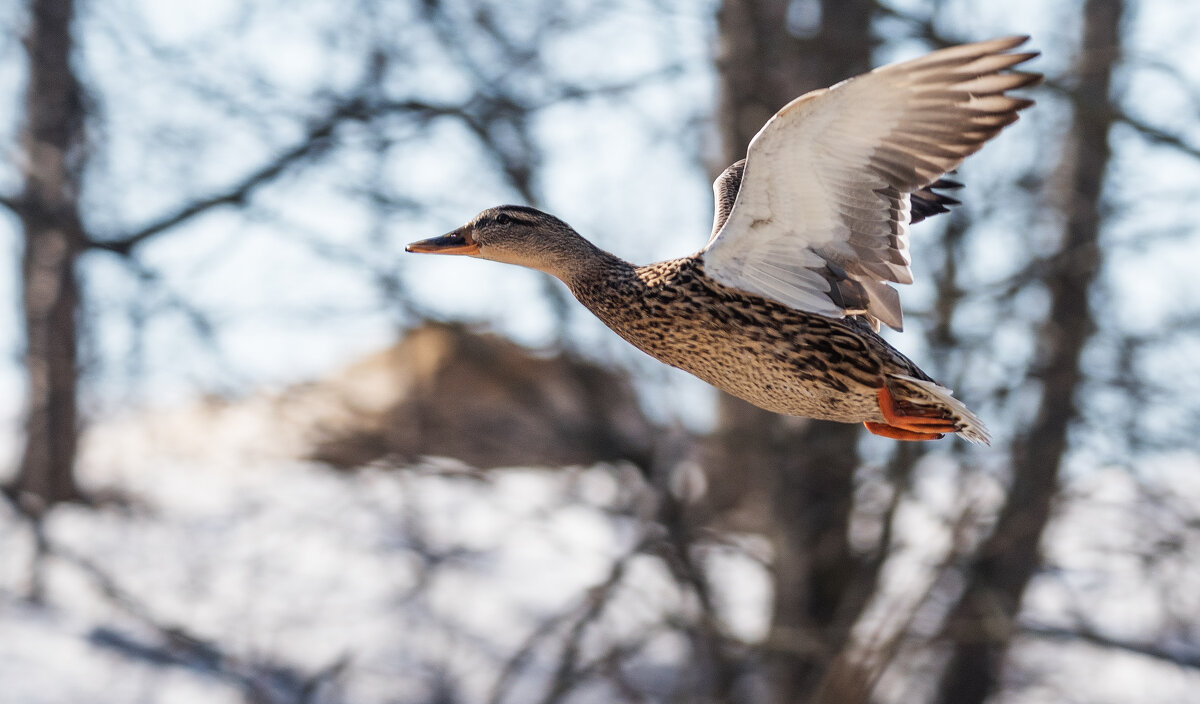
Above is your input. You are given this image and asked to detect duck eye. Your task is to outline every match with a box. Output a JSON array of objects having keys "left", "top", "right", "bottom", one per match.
[{"left": 494, "top": 213, "right": 512, "bottom": 225}]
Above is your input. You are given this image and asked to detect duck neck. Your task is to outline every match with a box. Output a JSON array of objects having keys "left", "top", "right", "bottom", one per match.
[
  {"left": 535, "top": 231, "right": 627, "bottom": 284},
  {"left": 557, "top": 244, "right": 638, "bottom": 308}
]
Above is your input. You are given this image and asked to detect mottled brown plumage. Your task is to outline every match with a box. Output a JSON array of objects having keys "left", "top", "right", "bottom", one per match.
[
  {"left": 407, "top": 38, "right": 1042, "bottom": 443},
  {"left": 571, "top": 255, "right": 918, "bottom": 422}
]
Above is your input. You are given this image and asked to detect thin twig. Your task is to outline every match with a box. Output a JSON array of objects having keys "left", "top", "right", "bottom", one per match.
[{"left": 1021, "top": 621, "right": 1200, "bottom": 670}]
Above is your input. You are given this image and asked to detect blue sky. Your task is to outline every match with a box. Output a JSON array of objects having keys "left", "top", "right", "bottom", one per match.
[{"left": 1, "top": 0, "right": 1199, "bottom": 445}]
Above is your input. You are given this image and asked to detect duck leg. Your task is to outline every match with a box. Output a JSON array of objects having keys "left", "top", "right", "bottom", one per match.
[
  {"left": 864, "top": 386, "right": 957, "bottom": 441},
  {"left": 864, "top": 422, "right": 945, "bottom": 441}
]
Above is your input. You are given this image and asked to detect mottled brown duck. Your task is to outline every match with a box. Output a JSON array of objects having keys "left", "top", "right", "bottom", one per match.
[{"left": 407, "top": 37, "right": 1042, "bottom": 444}]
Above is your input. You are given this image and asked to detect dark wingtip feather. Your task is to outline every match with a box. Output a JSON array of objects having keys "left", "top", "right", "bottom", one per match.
[{"left": 911, "top": 179, "right": 964, "bottom": 224}]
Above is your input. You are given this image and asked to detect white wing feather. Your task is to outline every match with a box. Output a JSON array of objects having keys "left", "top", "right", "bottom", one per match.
[{"left": 701, "top": 36, "right": 1039, "bottom": 330}]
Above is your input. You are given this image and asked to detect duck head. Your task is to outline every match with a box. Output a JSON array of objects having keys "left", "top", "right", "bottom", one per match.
[{"left": 406, "top": 205, "right": 601, "bottom": 281}]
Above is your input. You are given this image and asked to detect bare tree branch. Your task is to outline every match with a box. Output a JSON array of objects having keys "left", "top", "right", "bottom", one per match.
[
  {"left": 24, "top": 518, "right": 351, "bottom": 703},
  {"left": 1116, "top": 110, "right": 1200, "bottom": 161},
  {"left": 88, "top": 97, "right": 457, "bottom": 256},
  {"left": 1022, "top": 621, "right": 1200, "bottom": 670},
  {"left": 0, "top": 192, "right": 20, "bottom": 216},
  {"left": 1041, "top": 76, "right": 1200, "bottom": 162},
  {"left": 535, "top": 548, "right": 635, "bottom": 704}
]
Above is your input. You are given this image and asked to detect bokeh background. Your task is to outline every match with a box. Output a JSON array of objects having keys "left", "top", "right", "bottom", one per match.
[{"left": 2, "top": 0, "right": 1200, "bottom": 702}]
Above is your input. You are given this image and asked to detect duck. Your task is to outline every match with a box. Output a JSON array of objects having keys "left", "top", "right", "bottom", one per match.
[{"left": 406, "top": 37, "right": 1041, "bottom": 444}]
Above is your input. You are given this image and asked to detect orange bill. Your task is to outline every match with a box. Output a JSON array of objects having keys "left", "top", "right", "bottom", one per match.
[{"left": 405, "top": 228, "right": 479, "bottom": 255}]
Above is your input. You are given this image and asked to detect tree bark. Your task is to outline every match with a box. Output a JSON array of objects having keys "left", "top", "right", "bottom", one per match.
[
  {"left": 7, "top": 0, "right": 88, "bottom": 513},
  {"left": 933, "top": 2, "right": 1122, "bottom": 702},
  {"left": 712, "top": 2, "right": 875, "bottom": 701}
]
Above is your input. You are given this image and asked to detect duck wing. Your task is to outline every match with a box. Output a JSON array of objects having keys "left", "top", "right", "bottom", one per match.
[
  {"left": 710, "top": 164, "right": 961, "bottom": 238},
  {"left": 709, "top": 159, "right": 746, "bottom": 239},
  {"left": 700, "top": 36, "right": 1040, "bottom": 331}
]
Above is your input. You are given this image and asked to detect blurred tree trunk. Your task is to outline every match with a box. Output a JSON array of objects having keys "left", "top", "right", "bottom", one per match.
[
  {"left": 712, "top": 1, "right": 875, "bottom": 702},
  {"left": 933, "top": 2, "right": 1122, "bottom": 702},
  {"left": 6, "top": 0, "right": 87, "bottom": 512}
]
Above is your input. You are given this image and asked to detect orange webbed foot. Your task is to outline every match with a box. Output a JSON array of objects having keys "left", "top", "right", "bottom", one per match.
[
  {"left": 868, "top": 424, "right": 940, "bottom": 441},
  {"left": 863, "top": 421, "right": 945, "bottom": 441},
  {"left": 869, "top": 386, "right": 958, "bottom": 440}
]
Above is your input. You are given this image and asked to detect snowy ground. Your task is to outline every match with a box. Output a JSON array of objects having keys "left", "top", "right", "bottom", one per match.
[
  {"left": 0, "top": 402, "right": 768, "bottom": 704},
  {"left": 2, "top": 399, "right": 1199, "bottom": 703}
]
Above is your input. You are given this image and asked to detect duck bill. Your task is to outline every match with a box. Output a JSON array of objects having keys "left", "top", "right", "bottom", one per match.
[{"left": 405, "top": 228, "right": 479, "bottom": 255}]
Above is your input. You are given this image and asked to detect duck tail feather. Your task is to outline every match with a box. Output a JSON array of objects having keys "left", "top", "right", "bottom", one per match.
[{"left": 888, "top": 374, "right": 991, "bottom": 445}]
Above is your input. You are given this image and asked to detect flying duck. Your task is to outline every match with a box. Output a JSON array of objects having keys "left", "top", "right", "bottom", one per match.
[{"left": 407, "top": 37, "right": 1041, "bottom": 443}]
